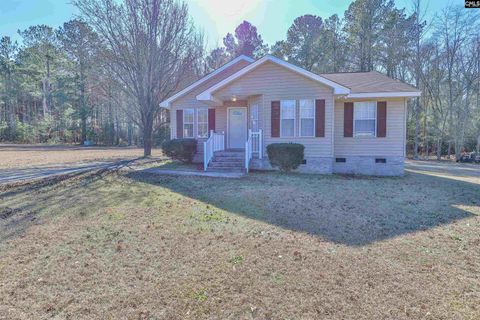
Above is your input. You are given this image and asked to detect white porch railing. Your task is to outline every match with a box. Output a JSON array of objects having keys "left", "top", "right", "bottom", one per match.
[
  {"left": 251, "top": 129, "right": 262, "bottom": 159},
  {"left": 245, "top": 129, "right": 262, "bottom": 172},
  {"left": 204, "top": 130, "right": 225, "bottom": 171}
]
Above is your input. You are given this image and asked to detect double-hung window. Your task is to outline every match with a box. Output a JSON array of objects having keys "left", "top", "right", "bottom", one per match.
[
  {"left": 250, "top": 104, "right": 259, "bottom": 131},
  {"left": 280, "top": 100, "right": 295, "bottom": 137},
  {"left": 197, "top": 108, "right": 208, "bottom": 138},
  {"left": 354, "top": 101, "right": 376, "bottom": 137},
  {"left": 299, "top": 99, "right": 315, "bottom": 137},
  {"left": 183, "top": 109, "right": 194, "bottom": 138}
]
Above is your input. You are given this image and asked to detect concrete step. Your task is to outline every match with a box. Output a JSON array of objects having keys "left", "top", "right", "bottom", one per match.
[
  {"left": 214, "top": 151, "right": 244, "bottom": 157},
  {"left": 207, "top": 167, "right": 245, "bottom": 173},
  {"left": 212, "top": 157, "right": 244, "bottom": 162},
  {"left": 211, "top": 157, "right": 243, "bottom": 162},
  {"left": 213, "top": 154, "right": 244, "bottom": 159},
  {"left": 209, "top": 162, "right": 244, "bottom": 168}
]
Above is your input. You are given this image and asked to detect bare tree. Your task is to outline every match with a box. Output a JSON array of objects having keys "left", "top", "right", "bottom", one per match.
[
  {"left": 436, "top": 7, "right": 478, "bottom": 159},
  {"left": 74, "top": 0, "right": 203, "bottom": 156},
  {"left": 410, "top": 0, "right": 427, "bottom": 160},
  {"left": 0, "top": 37, "right": 18, "bottom": 139}
]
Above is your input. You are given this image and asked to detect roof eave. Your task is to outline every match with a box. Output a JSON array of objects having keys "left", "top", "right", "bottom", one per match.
[
  {"left": 160, "top": 101, "right": 170, "bottom": 108},
  {"left": 159, "top": 55, "right": 255, "bottom": 109},
  {"left": 346, "top": 91, "right": 421, "bottom": 99}
]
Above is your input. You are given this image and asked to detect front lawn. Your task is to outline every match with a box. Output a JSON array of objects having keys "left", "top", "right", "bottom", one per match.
[{"left": 0, "top": 165, "right": 479, "bottom": 319}]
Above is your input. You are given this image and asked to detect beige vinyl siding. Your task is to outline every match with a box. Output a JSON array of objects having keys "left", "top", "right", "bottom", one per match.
[
  {"left": 170, "top": 60, "right": 250, "bottom": 138},
  {"left": 334, "top": 98, "right": 406, "bottom": 157},
  {"left": 214, "top": 61, "right": 334, "bottom": 158},
  {"left": 215, "top": 106, "right": 227, "bottom": 136}
]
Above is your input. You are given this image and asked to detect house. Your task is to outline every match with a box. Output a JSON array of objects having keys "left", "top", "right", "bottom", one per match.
[{"left": 160, "top": 55, "right": 421, "bottom": 176}]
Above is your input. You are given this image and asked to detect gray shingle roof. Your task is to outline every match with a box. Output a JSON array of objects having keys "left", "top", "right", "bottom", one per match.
[{"left": 320, "top": 71, "right": 420, "bottom": 94}]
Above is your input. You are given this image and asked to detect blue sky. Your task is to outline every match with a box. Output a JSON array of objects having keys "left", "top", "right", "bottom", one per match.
[{"left": 0, "top": 0, "right": 456, "bottom": 48}]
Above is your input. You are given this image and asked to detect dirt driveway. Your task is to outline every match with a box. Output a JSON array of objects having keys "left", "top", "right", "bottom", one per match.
[{"left": 0, "top": 144, "right": 163, "bottom": 184}]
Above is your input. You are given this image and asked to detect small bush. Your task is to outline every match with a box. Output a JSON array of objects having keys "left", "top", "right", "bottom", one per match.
[
  {"left": 162, "top": 138, "right": 197, "bottom": 163},
  {"left": 266, "top": 143, "right": 305, "bottom": 172}
]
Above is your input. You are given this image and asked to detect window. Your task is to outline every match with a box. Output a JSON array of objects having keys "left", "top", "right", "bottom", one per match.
[
  {"left": 280, "top": 100, "right": 295, "bottom": 137},
  {"left": 183, "top": 109, "right": 194, "bottom": 138},
  {"left": 354, "top": 101, "right": 376, "bottom": 137},
  {"left": 197, "top": 109, "right": 208, "bottom": 138},
  {"left": 250, "top": 104, "right": 259, "bottom": 131},
  {"left": 375, "top": 158, "right": 386, "bottom": 164},
  {"left": 336, "top": 158, "right": 346, "bottom": 163},
  {"left": 299, "top": 99, "right": 315, "bottom": 137}
]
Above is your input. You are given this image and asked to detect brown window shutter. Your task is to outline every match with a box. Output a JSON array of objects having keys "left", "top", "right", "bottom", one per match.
[
  {"left": 208, "top": 109, "right": 215, "bottom": 135},
  {"left": 315, "top": 99, "right": 325, "bottom": 137},
  {"left": 271, "top": 101, "right": 280, "bottom": 138},
  {"left": 377, "top": 101, "right": 387, "bottom": 137},
  {"left": 176, "top": 109, "right": 183, "bottom": 138},
  {"left": 344, "top": 102, "right": 353, "bottom": 137}
]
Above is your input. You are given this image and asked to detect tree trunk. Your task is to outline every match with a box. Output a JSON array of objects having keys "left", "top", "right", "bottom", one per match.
[
  {"left": 425, "top": 140, "right": 429, "bottom": 159},
  {"left": 41, "top": 78, "right": 49, "bottom": 117},
  {"left": 143, "top": 125, "right": 153, "bottom": 157},
  {"left": 7, "top": 100, "right": 16, "bottom": 140},
  {"left": 128, "top": 120, "right": 133, "bottom": 146},
  {"left": 455, "top": 142, "right": 462, "bottom": 160},
  {"left": 141, "top": 106, "right": 154, "bottom": 157},
  {"left": 81, "top": 114, "right": 87, "bottom": 143},
  {"left": 436, "top": 137, "right": 442, "bottom": 160},
  {"left": 476, "top": 135, "right": 480, "bottom": 153},
  {"left": 115, "top": 113, "right": 120, "bottom": 145}
]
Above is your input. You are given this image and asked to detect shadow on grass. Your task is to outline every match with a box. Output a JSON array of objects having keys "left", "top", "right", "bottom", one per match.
[
  {"left": 150, "top": 160, "right": 202, "bottom": 171},
  {"left": 125, "top": 168, "right": 479, "bottom": 246},
  {"left": 0, "top": 160, "right": 139, "bottom": 242},
  {"left": 1, "top": 161, "right": 478, "bottom": 247}
]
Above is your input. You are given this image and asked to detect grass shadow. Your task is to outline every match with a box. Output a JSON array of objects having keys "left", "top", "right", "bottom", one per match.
[
  {"left": 125, "top": 168, "right": 479, "bottom": 246},
  {"left": 0, "top": 160, "right": 141, "bottom": 242}
]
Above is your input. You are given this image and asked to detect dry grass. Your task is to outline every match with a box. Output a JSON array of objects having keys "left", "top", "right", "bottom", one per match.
[
  {"left": 0, "top": 163, "right": 479, "bottom": 319},
  {"left": 0, "top": 144, "right": 163, "bottom": 169}
]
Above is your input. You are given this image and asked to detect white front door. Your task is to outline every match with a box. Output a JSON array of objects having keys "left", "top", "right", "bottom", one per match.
[{"left": 228, "top": 107, "right": 247, "bottom": 149}]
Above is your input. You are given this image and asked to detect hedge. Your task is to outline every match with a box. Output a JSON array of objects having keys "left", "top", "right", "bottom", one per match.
[
  {"left": 162, "top": 138, "right": 197, "bottom": 163},
  {"left": 266, "top": 143, "right": 305, "bottom": 172}
]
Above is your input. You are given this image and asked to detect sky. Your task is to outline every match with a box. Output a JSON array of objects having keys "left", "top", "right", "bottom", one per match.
[{"left": 0, "top": 0, "right": 457, "bottom": 49}]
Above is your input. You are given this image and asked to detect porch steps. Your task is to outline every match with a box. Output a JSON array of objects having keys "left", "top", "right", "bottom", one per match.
[{"left": 207, "top": 150, "right": 245, "bottom": 173}]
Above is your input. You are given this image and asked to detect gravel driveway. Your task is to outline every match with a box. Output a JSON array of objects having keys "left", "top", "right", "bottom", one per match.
[
  {"left": 0, "top": 160, "right": 131, "bottom": 185},
  {"left": 0, "top": 144, "right": 164, "bottom": 185},
  {"left": 405, "top": 159, "right": 480, "bottom": 185}
]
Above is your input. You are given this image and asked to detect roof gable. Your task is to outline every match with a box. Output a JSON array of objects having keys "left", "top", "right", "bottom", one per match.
[
  {"left": 160, "top": 55, "right": 254, "bottom": 108},
  {"left": 196, "top": 55, "right": 351, "bottom": 102}
]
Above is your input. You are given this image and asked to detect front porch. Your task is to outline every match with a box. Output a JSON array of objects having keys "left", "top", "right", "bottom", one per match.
[
  {"left": 201, "top": 129, "right": 263, "bottom": 173},
  {"left": 187, "top": 96, "right": 264, "bottom": 172}
]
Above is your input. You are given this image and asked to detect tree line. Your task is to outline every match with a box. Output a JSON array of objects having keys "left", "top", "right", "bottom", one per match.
[{"left": 1, "top": 0, "right": 479, "bottom": 158}]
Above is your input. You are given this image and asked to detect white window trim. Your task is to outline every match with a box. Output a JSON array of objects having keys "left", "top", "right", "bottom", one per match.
[
  {"left": 280, "top": 100, "right": 296, "bottom": 138},
  {"left": 197, "top": 108, "right": 209, "bottom": 138},
  {"left": 183, "top": 108, "right": 194, "bottom": 138},
  {"left": 353, "top": 101, "right": 377, "bottom": 138},
  {"left": 299, "top": 99, "right": 316, "bottom": 138}
]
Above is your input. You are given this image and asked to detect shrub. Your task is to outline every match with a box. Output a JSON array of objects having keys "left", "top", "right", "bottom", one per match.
[
  {"left": 266, "top": 143, "right": 305, "bottom": 172},
  {"left": 162, "top": 138, "right": 197, "bottom": 163}
]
